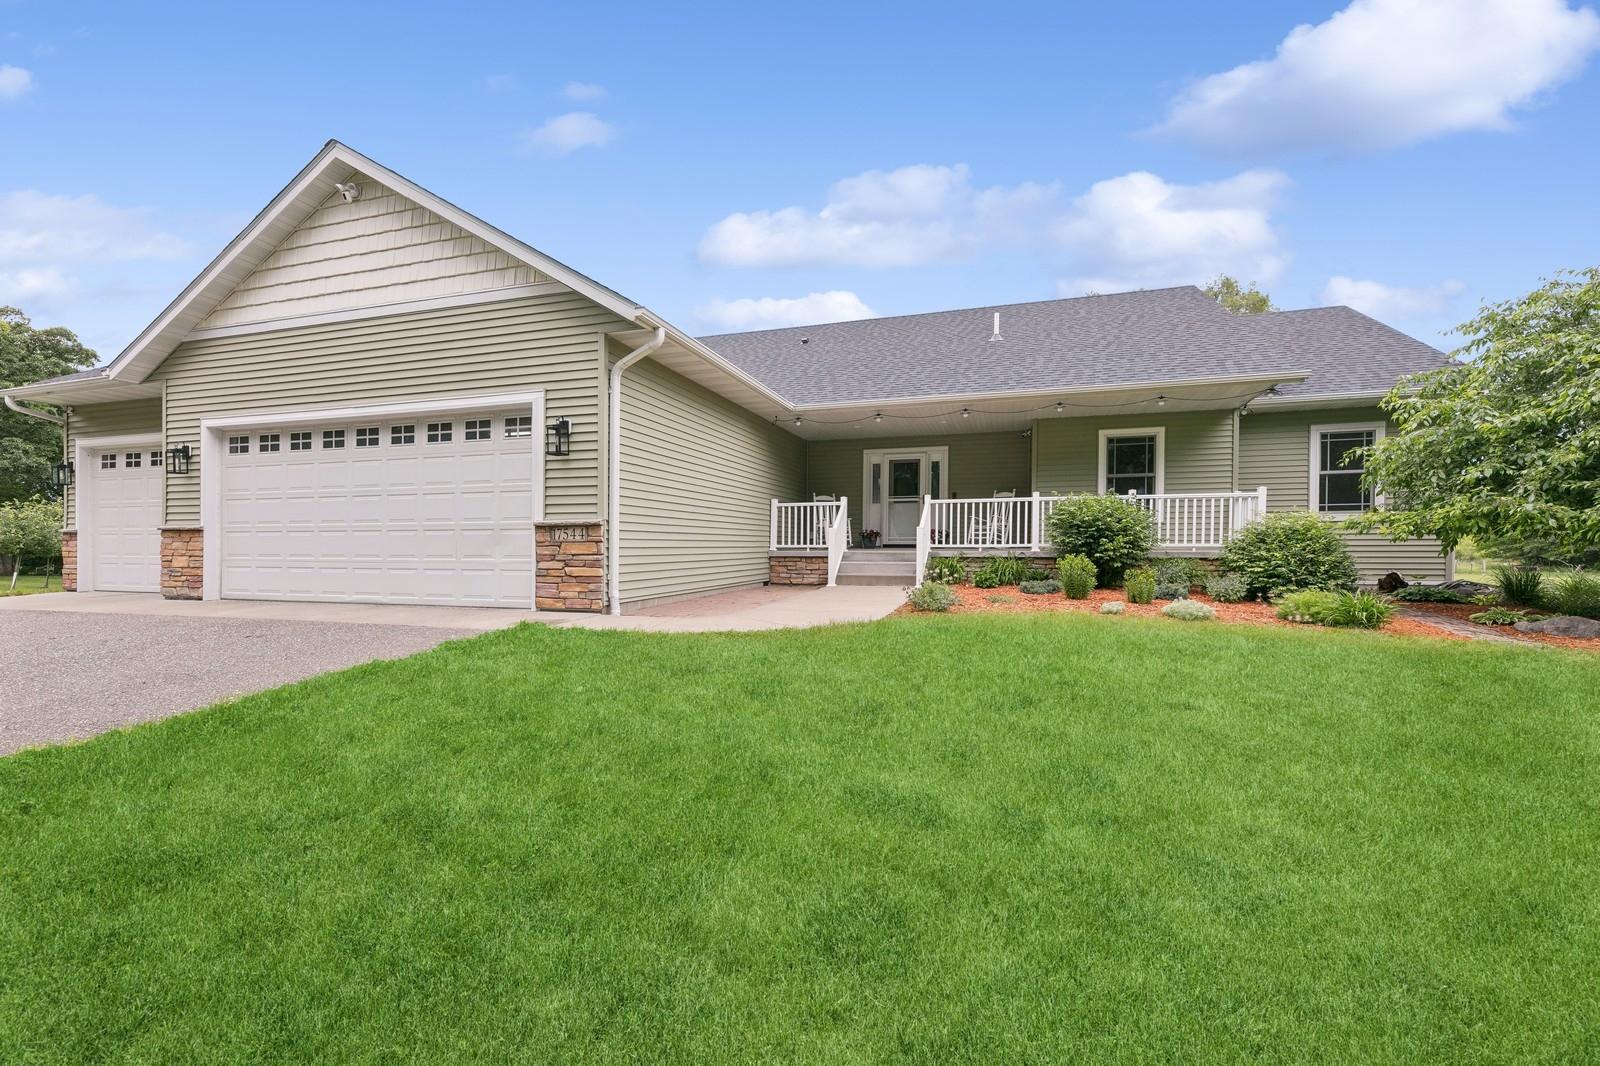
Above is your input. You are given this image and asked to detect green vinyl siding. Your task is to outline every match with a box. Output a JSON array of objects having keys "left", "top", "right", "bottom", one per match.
[
  {"left": 1239, "top": 405, "right": 1449, "bottom": 580},
  {"left": 617, "top": 358, "right": 804, "bottom": 605},
  {"left": 151, "top": 291, "right": 627, "bottom": 526},
  {"left": 1032, "top": 411, "right": 1235, "bottom": 495},
  {"left": 805, "top": 432, "right": 1032, "bottom": 538},
  {"left": 63, "top": 398, "right": 163, "bottom": 528}
]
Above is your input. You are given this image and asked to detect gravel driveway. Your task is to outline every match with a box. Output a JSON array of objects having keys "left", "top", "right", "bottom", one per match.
[{"left": 1, "top": 612, "right": 478, "bottom": 755}]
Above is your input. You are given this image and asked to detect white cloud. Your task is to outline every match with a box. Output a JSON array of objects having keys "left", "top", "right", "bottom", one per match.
[
  {"left": 0, "top": 266, "right": 70, "bottom": 298},
  {"left": 698, "top": 164, "right": 1058, "bottom": 268},
  {"left": 1156, "top": 0, "right": 1600, "bottom": 153},
  {"left": 1053, "top": 170, "right": 1290, "bottom": 294},
  {"left": 1320, "top": 275, "right": 1467, "bottom": 318},
  {"left": 0, "top": 191, "right": 190, "bottom": 264},
  {"left": 560, "top": 81, "right": 606, "bottom": 102},
  {"left": 699, "top": 291, "right": 877, "bottom": 331},
  {"left": 521, "top": 112, "right": 616, "bottom": 155},
  {"left": 0, "top": 64, "right": 33, "bottom": 100}
]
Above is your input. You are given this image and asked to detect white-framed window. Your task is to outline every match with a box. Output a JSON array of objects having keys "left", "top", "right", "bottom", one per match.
[
  {"left": 1097, "top": 427, "right": 1165, "bottom": 495},
  {"left": 355, "top": 426, "right": 380, "bottom": 448},
  {"left": 228, "top": 435, "right": 250, "bottom": 455},
  {"left": 391, "top": 424, "right": 415, "bottom": 445},
  {"left": 100, "top": 453, "right": 117, "bottom": 470},
  {"left": 323, "top": 429, "right": 346, "bottom": 449},
  {"left": 1310, "top": 423, "right": 1384, "bottom": 513},
  {"left": 124, "top": 451, "right": 142, "bottom": 468},
  {"left": 465, "top": 418, "right": 491, "bottom": 441},
  {"left": 289, "top": 431, "right": 313, "bottom": 451},
  {"left": 150, "top": 451, "right": 163, "bottom": 468},
  {"left": 504, "top": 415, "right": 532, "bottom": 438},
  {"left": 259, "top": 433, "right": 281, "bottom": 453},
  {"left": 426, "top": 421, "right": 453, "bottom": 444}
]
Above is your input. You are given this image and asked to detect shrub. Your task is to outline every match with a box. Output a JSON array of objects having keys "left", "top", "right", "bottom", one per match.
[
  {"left": 1323, "top": 591, "right": 1394, "bottom": 629},
  {"left": 1056, "top": 554, "right": 1097, "bottom": 599},
  {"left": 1276, "top": 589, "right": 1341, "bottom": 624},
  {"left": 1045, "top": 494, "right": 1155, "bottom": 585},
  {"left": 973, "top": 556, "right": 1031, "bottom": 588},
  {"left": 1020, "top": 579, "right": 1061, "bottom": 595},
  {"left": 1099, "top": 601, "right": 1125, "bottom": 615},
  {"left": 1162, "top": 599, "right": 1216, "bottom": 621},
  {"left": 1155, "top": 557, "right": 1209, "bottom": 589},
  {"left": 1492, "top": 563, "right": 1545, "bottom": 607},
  {"left": 1153, "top": 581, "right": 1189, "bottom": 601},
  {"left": 1202, "top": 572, "right": 1246, "bottom": 603},
  {"left": 905, "top": 582, "right": 956, "bottom": 612},
  {"left": 1390, "top": 584, "right": 1471, "bottom": 603},
  {"left": 1124, "top": 566, "right": 1156, "bottom": 604},
  {"left": 1217, "top": 512, "right": 1359, "bottom": 599},
  {"left": 1023, "top": 567, "right": 1053, "bottom": 582},
  {"left": 924, "top": 556, "right": 965, "bottom": 585},
  {"left": 1546, "top": 571, "right": 1600, "bottom": 619}
]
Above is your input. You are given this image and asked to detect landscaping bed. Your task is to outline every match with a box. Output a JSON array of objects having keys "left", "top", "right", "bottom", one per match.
[
  {"left": 898, "top": 584, "right": 1469, "bottom": 641},
  {"left": 1397, "top": 600, "right": 1600, "bottom": 652}
]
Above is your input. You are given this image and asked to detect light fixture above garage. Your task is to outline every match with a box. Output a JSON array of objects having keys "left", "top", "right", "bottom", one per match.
[
  {"left": 51, "top": 460, "right": 73, "bottom": 490},
  {"left": 165, "top": 443, "right": 192, "bottom": 474},
  {"left": 545, "top": 417, "right": 572, "bottom": 457}
]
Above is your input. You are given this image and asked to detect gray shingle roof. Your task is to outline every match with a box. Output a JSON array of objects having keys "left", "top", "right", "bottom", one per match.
[
  {"left": 696, "top": 286, "right": 1450, "bottom": 406},
  {"left": 27, "top": 367, "right": 107, "bottom": 386}
]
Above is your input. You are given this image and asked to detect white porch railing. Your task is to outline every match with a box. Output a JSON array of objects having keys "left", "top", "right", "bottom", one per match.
[
  {"left": 771, "top": 497, "right": 850, "bottom": 585},
  {"left": 913, "top": 488, "right": 1268, "bottom": 583}
]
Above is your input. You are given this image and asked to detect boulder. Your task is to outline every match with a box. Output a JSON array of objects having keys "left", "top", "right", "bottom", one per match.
[
  {"left": 1376, "top": 571, "right": 1409, "bottom": 593},
  {"left": 1514, "top": 615, "right": 1600, "bottom": 639},
  {"left": 1438, "top": 579, "right": 1497, "bottom": 598}
]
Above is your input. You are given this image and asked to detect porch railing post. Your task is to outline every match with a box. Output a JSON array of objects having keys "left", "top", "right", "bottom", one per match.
[
  {"left": 1255, "top": 485, "right": 1268, "bottom": 520},
  {"left": 1030, "top": 491, "right": 1042, "bottom": 552},
  {"left": 770, "top": 498, "right": 778, "bottom": 552}
]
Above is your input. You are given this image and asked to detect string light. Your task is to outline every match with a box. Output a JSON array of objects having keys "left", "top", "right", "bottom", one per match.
[
  {"left": 775, "top": 386, "right": 1274, "bottom": 427},
  {"left": 1155, "top": 394, "right": 1167, "bottom": 408},
  {"left": 960, "top": 407, "right": 971, "bottom": 418}
]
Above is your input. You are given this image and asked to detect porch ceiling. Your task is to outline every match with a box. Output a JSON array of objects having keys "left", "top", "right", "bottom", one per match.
[{"left": 781, "top": 371, "right": 1305, "bottom": 440}]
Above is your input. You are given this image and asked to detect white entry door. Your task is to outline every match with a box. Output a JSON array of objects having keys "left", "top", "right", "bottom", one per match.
[
  {"left": 863, "top": 447, "right": 947, "bottom": 545},
  {"left": 885, "top": 455, "right": 927, "bottom": 543},
  {"left": 88, "top": 447, "right": 163, "bottom": 592},
  {"left": 219, "top": 409, "right": 536, "bottom": 607}
]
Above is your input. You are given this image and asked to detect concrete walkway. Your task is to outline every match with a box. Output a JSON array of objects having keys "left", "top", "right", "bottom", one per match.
[{"left": 555, "top": 584, "right": 906, "bottom": 632}]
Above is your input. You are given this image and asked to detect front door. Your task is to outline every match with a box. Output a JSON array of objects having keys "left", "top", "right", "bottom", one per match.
[{"left": 886, "top": 455, "right": 927, "bottom": 544}]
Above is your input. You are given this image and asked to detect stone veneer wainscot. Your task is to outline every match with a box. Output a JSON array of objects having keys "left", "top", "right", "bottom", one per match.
[
  {"left": 768, "top": 554, "right": 827, "bottom": 586},
  {"left": 536, "top": 521, "right": 605, "bottom": 611},
  {"left": 60, "top": 530, "right": 78, "bottom": 591},
  {"left": 160, "top": 528, "right": 204, "bottom": 600}
]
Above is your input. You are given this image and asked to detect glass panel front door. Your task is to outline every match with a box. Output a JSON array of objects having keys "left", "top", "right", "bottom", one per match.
[{"left": 887, "top": 457, "right": 923, "bottom": 543}]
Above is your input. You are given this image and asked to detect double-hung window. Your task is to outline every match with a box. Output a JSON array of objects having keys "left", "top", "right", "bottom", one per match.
[
  {"left": 1099, "top": 429, "right": 1163, "bottom": 496},
  {"left": 1312, "top": 424, "right": 1382, "bottom": 513}
]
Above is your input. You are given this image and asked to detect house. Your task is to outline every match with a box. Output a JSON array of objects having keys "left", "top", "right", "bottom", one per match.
[{"left": 2, "top": 141, "right": 1453, "bottom": 615}]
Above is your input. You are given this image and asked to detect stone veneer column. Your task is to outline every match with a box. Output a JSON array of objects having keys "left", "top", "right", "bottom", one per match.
[
  {"left": 769, "top": 554, "right": 827, "bottom": 585},
  {"left": 60, "top": 530, "right": 78, "bottom": 591},
  {"left": 535, "top": 521, "right": 605, "bottom": 612},
  {"left": 160, "top": 528, "right": 204, "bottom": 600}
]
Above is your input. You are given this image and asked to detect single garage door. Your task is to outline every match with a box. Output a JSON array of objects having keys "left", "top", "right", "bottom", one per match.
[
  {"left": 89, "top": 446, "right": 164, "bottom": 592},
  {"left": 220, "top": 409, "right": 537, "bottom": 607}
]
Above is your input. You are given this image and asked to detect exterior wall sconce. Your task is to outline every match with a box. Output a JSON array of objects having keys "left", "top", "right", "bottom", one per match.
[
  {"left": 545, "top": 417, "right": 571, "bottom": 457},
  {"left": 52, "top": 461, "right": 74, "bottom": 490},
  {"left": 166, "top": 443, "right": 193, "bottom": 474}
]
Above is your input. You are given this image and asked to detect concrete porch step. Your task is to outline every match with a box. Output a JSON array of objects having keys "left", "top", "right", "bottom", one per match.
[
  {"left": 837, "top": 572, "right": 915, "bottom": 586},
  {"left": 843, "top": 548, "right": 915, "bottom": 561}
]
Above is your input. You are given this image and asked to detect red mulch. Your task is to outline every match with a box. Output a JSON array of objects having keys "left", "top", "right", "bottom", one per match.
[{"left": 896, "top": 585, "right": 1600, "bottom": 651}]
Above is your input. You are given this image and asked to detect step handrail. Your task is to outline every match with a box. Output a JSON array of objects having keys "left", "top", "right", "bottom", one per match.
[
  {"left": 824, "top": 496, "right": 849, "bottom": 586},
  {"left": 914, "top": 494, "right": 932, "bottom": 586}
]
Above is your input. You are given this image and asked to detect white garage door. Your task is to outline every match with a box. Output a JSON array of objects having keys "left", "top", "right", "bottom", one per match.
[
  {"left": 220, "top": 409, "right": 537, "bottom": 607},
  {"left": 89, "top": 447, "right": 164, "bottom": 593}
]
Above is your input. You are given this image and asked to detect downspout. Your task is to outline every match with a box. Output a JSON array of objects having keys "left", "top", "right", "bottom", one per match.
[{"left": 607, "top": 327, "right": 666, "bottom": 615}]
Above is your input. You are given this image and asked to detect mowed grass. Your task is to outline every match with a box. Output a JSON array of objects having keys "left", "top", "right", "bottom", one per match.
[
  {"left": 0, "top": 574, "right": 55, "bottom": 597},
  {"left": 2, "top": 616, "right": 1598, "bottom": 1062}
]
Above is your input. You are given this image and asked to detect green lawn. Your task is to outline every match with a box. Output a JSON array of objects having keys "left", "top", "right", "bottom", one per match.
[
  {"left": 0, "top": 573, "right": 56, "bottom": 597},
  {"left": 3, "top": 616, "right": 1597, "bottom": 1062}
]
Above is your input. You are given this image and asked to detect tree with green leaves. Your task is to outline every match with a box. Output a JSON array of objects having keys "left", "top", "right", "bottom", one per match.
[
  {"left": 0, "top": 497, "right": 63, "bottom": 590},
  {"left": 1201, "top": 275, "right": 1273, "bottom": 315},
  {"left": 1, "top": 307, "right": 97, "bottom": 503},
  {"left": 1349, "top": 268, "right": 1600, "bottom": 560}
]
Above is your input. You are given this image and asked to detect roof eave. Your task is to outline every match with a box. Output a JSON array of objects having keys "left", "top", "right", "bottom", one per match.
[{"left": 787, "top": 370, "right": 1312, "bottom": 412}]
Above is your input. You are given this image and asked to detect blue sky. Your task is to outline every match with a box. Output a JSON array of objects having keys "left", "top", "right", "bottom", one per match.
[{"left": 3, "top": 0, "right": 1598, "bottom": 360}]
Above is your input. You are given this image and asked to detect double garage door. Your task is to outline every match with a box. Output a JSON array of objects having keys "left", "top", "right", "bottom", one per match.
[{"left": 219, "top": 407, "right": 537, "bottom": 607}]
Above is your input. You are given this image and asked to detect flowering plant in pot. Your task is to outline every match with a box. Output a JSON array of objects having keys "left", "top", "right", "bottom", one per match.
[{"left": 861, "top": 529, "right": 882, "bottom": 548}]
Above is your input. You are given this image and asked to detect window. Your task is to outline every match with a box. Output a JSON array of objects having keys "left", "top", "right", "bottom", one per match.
[
  {"left": 870, "top": 462, "right": 882, "bottom": 505},
  {"left": 1313, "top": 425, "right": 1380, "bottom": 513},
  {"left": 100, "top": 453, "right": 116, "bottom": 470},
  {"left": 1100, "top": 430, "right": 1162, "bottom": 495},
  {"left": 391, "top": 424, "right": 415, "bottom": 445},
  {"left": 289, "top": 431, "right": 312, "bottom": 451},
  {"left": 228, "top": 435, "right": 250, "bottom": 455},
  {"left": 427, "top": 421, "right": 453, "bottom": 444},
  {"left": 150, "top": 451, "right": 163, "bottom": 468},
  {"left": 323, "top": 429, "right": 346, "bottom": 449},
  {"left": 355, "top": 426, "right": 380, "bottom": 447},
  {"left": 465, "top": 418, "right": 491, "bottom": 441},
  {"left": 259, "top": 433, "right": 281, "bottom": 453},
  {"left": 504, "top": 415, "right": 532, "bottom": 438},
  {"left": 124, "top": 452, "right": 142, "bottom": 468}
]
